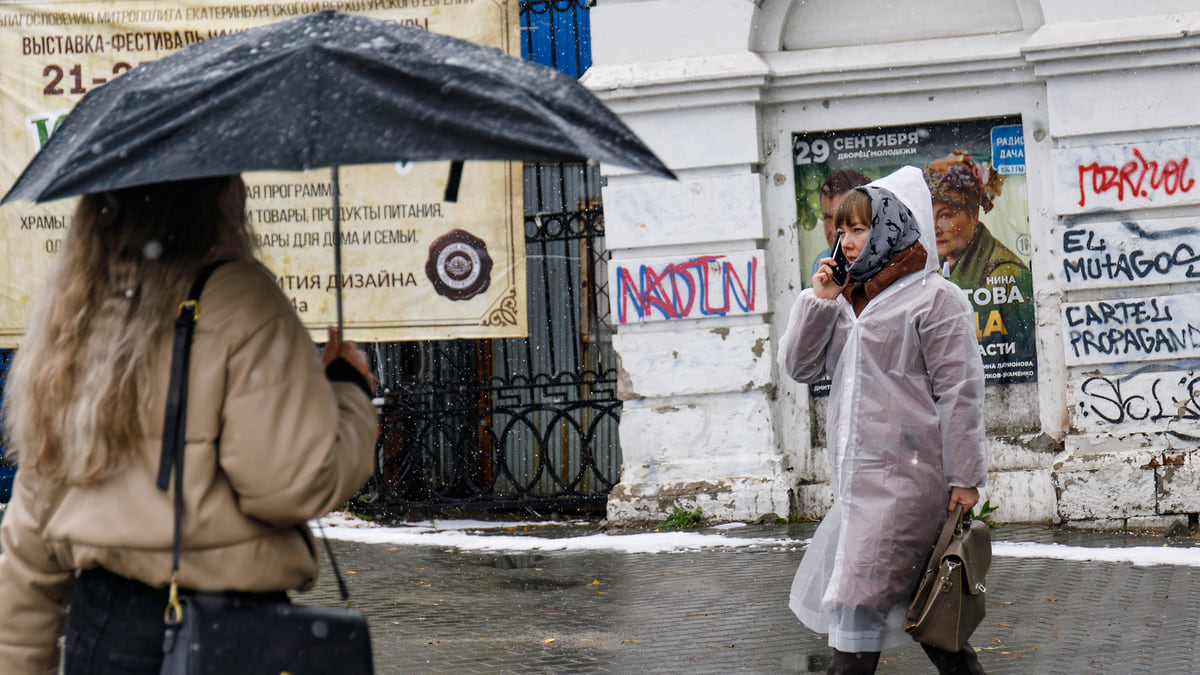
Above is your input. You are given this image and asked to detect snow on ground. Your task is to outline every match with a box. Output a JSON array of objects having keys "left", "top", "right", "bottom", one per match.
[
  {"left": 312, "top": 512, "right": 788, "bottom": 553},
  {"left": 313, "top": 512, "right": 1200, "bottom": 565},
  {"left": 992, "top": 541, "right": 1200, "bottom": 567}
]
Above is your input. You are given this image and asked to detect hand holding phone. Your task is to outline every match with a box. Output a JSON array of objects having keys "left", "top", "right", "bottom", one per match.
[{"left": 828, "top": 232, "right": 849, "bottom": 286}]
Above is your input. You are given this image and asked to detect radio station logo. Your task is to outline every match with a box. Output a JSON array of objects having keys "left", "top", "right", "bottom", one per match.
[{"left": 425, "top": 229, "right": 493, "bottom": 301}]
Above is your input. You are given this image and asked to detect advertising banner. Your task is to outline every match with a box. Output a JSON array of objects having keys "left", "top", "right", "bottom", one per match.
[
  {"left": 0, "top": 0, "right": 526, "bottom": 346},
  {"left": 792, "top": 116, "right": 1036, "bottom": 387}
]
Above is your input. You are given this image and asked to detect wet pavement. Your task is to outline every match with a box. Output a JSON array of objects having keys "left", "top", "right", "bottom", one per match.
[{"left": 298, "top": 520, "right": 1200, "bottom": 673}]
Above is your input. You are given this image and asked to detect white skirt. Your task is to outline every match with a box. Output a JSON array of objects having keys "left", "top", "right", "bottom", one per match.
[{"left": 789, "top": 502, "right": 911, "bottom": 652}]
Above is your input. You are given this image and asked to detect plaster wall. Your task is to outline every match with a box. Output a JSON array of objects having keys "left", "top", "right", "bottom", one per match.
[{"left": 587, "top": 0, "right": 1200, "bottom": 528}]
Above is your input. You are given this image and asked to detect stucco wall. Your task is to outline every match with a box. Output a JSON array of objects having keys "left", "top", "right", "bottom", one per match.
[{"left": 586, "top": 0, "right": 1200, "bottom": 527}]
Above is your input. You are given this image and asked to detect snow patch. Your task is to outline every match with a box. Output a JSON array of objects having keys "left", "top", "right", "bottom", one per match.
[
  {"left": 312, "top": 513, "right": 788, "bottom": 553},
  {"left": 993, "top": 541, "right": 1200, "bottom": 567},
  {"left": 312, "top": 513, "right": 1200, "bottom": 565}
]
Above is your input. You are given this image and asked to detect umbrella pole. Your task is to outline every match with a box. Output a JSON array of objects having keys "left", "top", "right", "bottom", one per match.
[{"left": 332, "top": 165, "right": 344, "bottom": 339}]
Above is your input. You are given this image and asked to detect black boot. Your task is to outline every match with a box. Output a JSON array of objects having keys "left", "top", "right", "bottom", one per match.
[
  {"left": 919, "top": 642, "right": 986, "bottom": 675},
  {"left": 826, "top": 649, "right": 881, "bottom": 675}
]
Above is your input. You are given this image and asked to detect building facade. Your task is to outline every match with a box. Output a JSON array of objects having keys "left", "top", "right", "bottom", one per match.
[{"left": 586, "top": 0, "right": 1200, "bottom": 528}]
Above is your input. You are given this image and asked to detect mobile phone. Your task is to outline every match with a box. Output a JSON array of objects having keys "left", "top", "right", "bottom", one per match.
[{"left": 829, "top": 232, "right": 849, "bottom": 286}]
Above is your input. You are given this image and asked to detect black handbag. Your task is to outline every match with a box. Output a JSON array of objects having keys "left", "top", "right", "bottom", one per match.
[
  {"left": 903, "top": 503, "right": 991, "bottom": 653},
  {"left": 156, "top": 262, "right": 374, "bottom": 675}
]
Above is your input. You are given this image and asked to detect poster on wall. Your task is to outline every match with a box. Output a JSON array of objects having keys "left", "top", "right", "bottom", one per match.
[
  {"left": 792, "top": 116, "right": 1036, "bottom": 388},
  {"left": 0, "top": 0, "right": 526, "bottom": 347}
]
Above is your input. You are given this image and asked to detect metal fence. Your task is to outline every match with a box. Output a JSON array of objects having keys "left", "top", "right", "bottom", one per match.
[{"left": 356, "top": 0, "right": 620, "bottom": 517}]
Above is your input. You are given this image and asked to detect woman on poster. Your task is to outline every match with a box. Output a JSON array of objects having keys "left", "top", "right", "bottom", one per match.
[
  {"left": 778, "top": 166, "right": 987, "bottom": 674},
  {"left": 924, "top": 150, "right": 1028, "bottom": 289}
]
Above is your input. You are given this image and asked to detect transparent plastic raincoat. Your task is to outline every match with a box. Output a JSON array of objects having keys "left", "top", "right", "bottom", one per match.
[{"left": 778, "top": 167, "right": 987, "bottom": 652}]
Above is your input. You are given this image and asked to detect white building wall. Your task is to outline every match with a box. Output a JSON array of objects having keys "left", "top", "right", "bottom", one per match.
[{"left": 587, "top": 0, "right": 1200, "bottom": 527}]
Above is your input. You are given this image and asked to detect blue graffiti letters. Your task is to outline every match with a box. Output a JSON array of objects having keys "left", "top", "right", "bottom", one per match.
[{"left": 615, "top": 255, "right": 758, "bottom": 323}]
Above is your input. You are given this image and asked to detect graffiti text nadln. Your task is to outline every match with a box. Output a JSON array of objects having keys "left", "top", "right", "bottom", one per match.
[{"left": 615, "top": 255, "right": 757, "bottom": 323}]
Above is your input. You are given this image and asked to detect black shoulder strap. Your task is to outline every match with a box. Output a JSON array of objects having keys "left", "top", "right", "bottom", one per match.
[
  {"left": 155, "top": 261, "right": 228, "bottom": 583},
  {"left": 153, "top": 260, "right": 356, "bottom": 612}
]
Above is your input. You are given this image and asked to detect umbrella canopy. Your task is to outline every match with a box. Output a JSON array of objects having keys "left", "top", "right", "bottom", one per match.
[{"left": 1, "top": 8, "right": 672, "bottom": 205}]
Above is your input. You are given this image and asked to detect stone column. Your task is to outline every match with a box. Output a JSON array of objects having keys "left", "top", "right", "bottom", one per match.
[{"left": 584, "top": 0, "right": 792, "bottom": 522}]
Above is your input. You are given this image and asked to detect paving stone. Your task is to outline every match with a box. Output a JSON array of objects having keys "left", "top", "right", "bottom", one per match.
[{"left": 294, "top": 522, "right": 1200, "bottom": 673}]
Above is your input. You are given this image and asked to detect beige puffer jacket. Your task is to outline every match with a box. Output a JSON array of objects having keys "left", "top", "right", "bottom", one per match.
[{"left": 0, "top": 261, "right": 378, "bottom": 674}]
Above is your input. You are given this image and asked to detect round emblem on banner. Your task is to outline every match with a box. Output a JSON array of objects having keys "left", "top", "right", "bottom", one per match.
[{"left": 425, "top": 229, "right": 493, "bottom": 301}]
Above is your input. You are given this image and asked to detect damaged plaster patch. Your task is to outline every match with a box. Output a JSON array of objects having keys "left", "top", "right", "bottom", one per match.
[
  {"left": 751, "top": 337, "right": 768, "bottom": 358},
  {"left": 1001, "top": 432, "right": 1062, "bottom": 454},
  {"left": 614, "top": 351, "right": 639, "bottom": 401},
  {"left": 710, "top": 327, "right": 730, "bottom": 340}
]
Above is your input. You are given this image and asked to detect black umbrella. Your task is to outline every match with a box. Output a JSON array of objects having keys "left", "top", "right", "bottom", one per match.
[{"left": 1, "top": 8, "right": 673, "bottom": 330}]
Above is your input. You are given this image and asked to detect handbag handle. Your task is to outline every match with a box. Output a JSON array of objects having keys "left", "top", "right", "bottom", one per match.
[
  {"left": 922, "top": 503, "right": 968, "bottom": 578},
  {"left": 154, "top": 261, "right": 353, "bottom": 625}
]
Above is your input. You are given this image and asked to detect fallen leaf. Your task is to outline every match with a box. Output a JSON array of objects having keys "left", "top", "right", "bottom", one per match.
[{"left": 544, "top": 638, "right": 556, "bottom": 644}]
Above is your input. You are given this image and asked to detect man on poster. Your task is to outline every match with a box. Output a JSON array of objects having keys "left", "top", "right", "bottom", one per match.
[{"left": 811, "top": 169, "right": 871, "bottom": 276}]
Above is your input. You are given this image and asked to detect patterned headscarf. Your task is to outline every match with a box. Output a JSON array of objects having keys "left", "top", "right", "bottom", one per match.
[
  {"left": 923, "top": 150, "right": 1004, "bottom": 213},
  {"left": 846, "top": 185, "right": 921, "bottom": 282}
]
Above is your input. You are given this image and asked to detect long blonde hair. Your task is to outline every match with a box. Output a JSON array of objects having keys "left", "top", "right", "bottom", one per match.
[{"left": 5, "top": 176, "right": 255, "bottom": 484}]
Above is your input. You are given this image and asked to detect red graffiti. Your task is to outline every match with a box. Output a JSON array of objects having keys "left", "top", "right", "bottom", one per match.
[
  {"left": 615, "top": 255, "right": 758, "bottom": 323},
  {"left": 1077, "top": 148, "right": 1194, "bottom": 208}
]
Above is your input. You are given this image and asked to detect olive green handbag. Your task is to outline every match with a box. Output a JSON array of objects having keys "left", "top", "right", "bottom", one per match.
[{"left": 904, "top": 504, "right": 992, "bottom": 652}]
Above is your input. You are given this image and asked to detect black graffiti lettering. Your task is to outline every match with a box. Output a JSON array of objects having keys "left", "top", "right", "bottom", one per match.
[
  {"left": 1062, "top": 241, "right": 1200, "bottom": 283},
  {"left": 1080, "top": 376, "right": 1125, "bottom": 423},
  {"left": 1079, "top": 373, "right": 1200, "bottom": 426}
]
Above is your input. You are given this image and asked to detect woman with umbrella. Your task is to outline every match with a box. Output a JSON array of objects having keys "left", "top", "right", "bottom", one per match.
[
  {"left": 778, "top": 167, "right": 988, "bottom": 674},
  {"left": 0, "top": 176, "right": 378, "bottom": 673}
]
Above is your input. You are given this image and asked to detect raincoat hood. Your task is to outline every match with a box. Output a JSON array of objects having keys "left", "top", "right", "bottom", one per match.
[{"left": 858, "top": 166, "right": 939, "bottom": 279}]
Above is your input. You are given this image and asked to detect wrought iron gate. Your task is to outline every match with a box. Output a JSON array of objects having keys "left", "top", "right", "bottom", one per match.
[{"left": 356, "top": 0, "right": 620, "bottom": 517}]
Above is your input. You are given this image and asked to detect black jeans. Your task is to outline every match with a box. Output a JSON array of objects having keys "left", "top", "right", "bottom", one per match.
[
  {"left": 64, "top": 567, "right": 288, "bottom": 675},
  {"left": 64, "top": 568, "right": 170, "bottom": 674}
]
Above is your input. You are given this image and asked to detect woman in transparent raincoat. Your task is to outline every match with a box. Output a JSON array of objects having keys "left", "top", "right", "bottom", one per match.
[{"left": 778, "top": 167, "right": 988, "bottom": 675}]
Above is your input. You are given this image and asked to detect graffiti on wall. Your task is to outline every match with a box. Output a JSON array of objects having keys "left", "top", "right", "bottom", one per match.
[
  {"left": 610, "top": 251, "right": 765, "bottom": 324},
  {"left": 1070, "top": 370, "right": 1200, "bottom": 433},
  {"left": 1058, "top": 219, "right": 1200, "bottom": 290},
  {"left": 1063, "top": 293, "right": 1200, "bottom": 366},
  {"left": 1053, "top": 138, "right": 1200, "bottom": 215}
]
